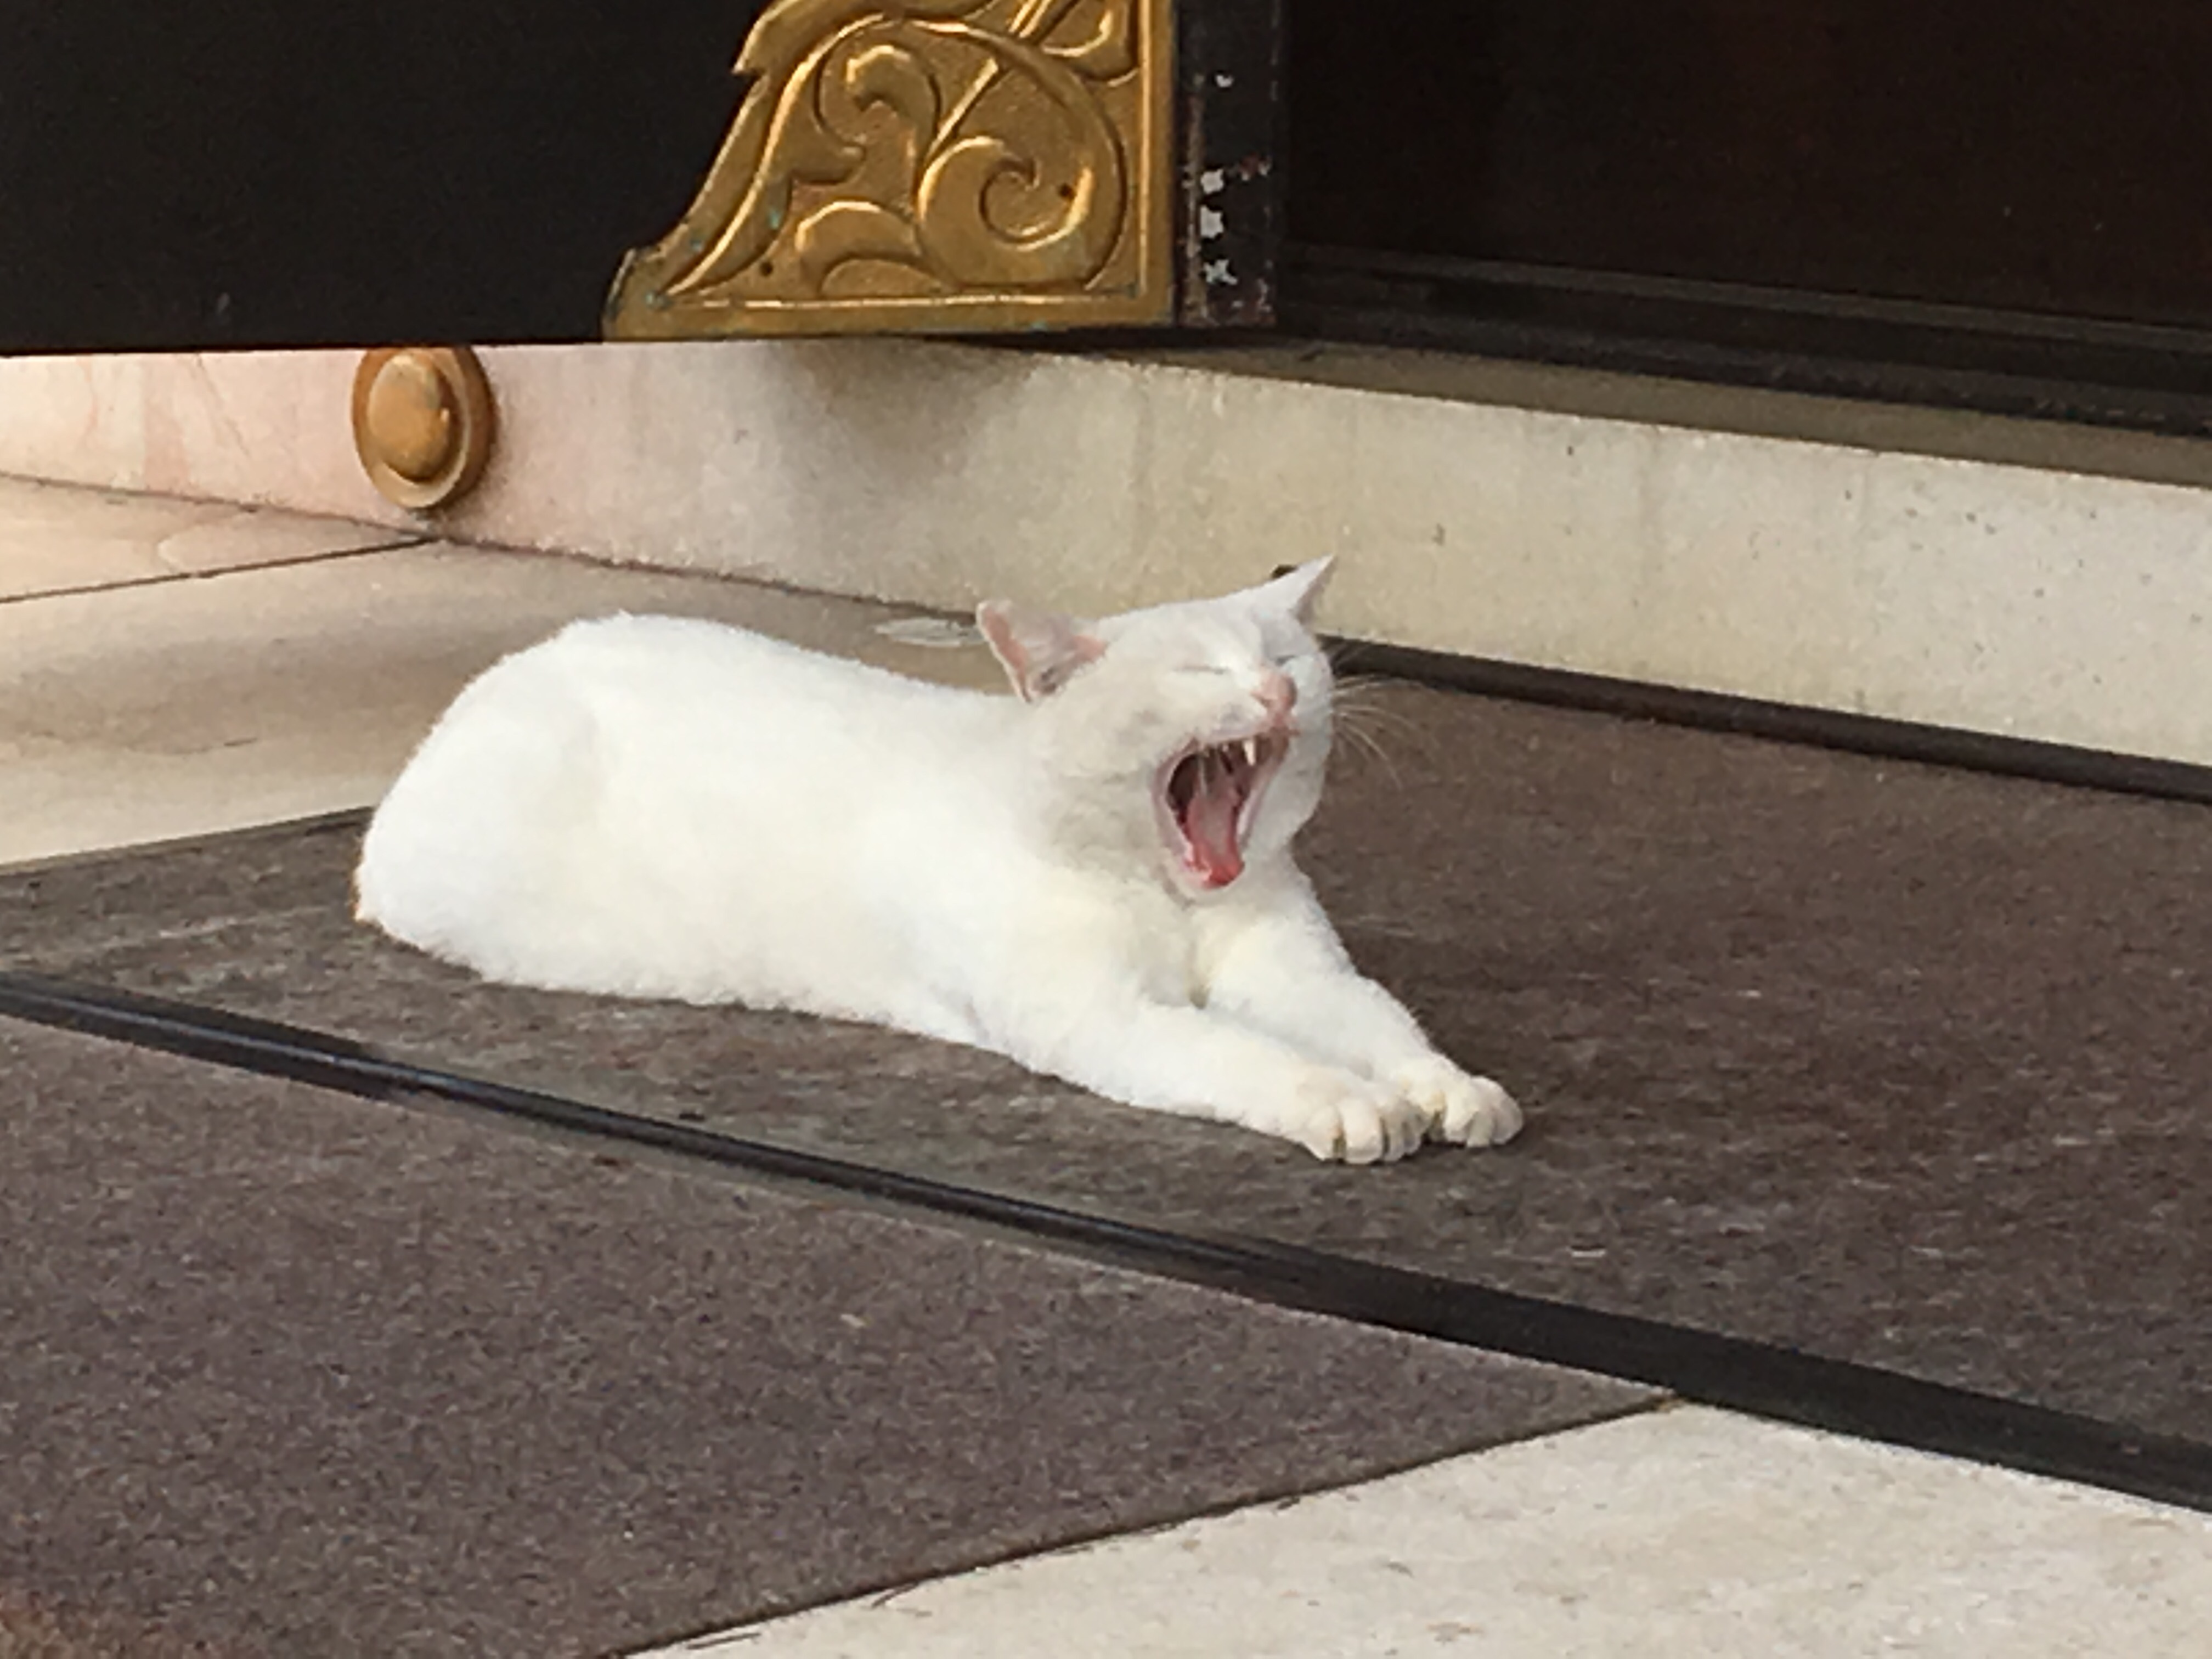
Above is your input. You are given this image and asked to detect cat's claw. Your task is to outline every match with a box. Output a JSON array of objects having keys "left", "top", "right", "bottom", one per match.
[
  {"left": 1282, "top": 1070, "right": 1429, "bottom": 1164},
  {"left": 1392, "top": 1056, "right": 1523, "bottom": 1148}
]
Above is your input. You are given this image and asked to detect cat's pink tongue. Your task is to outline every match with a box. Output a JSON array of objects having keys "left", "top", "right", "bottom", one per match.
[{"left": 1184, "top": 768, "right": 1245, "bottom": 887}]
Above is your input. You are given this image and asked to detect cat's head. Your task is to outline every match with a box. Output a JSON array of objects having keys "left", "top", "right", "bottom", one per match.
[{"left": 977, "top": 559, "right": 1335, "bottom": 895}]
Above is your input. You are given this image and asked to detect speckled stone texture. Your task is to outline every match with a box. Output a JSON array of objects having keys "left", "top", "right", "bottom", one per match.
[
  {"left": 4, "top": 680, "right": 2210, "bottom": 1447},
  {"left": 0, "top": 1019, "right": 1648, "bottom": 1659}
]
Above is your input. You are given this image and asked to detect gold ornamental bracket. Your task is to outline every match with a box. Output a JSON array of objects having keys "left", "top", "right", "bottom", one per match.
[{"left": 605, "top": 0, "right": 1176, "bottom": 338}]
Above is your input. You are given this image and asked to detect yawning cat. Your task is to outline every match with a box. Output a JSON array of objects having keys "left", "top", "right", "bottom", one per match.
[{"left": 353, "top": 559, "right": 1521, "bottom": 1162}]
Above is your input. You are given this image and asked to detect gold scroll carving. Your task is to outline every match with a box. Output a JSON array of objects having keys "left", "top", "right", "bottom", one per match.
[{"left": 605, "top": 0, "right": 1174, "bottom": 337}]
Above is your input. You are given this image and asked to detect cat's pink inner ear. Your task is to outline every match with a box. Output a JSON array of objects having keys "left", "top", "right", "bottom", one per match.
[
  {"left": 976, "top": 601, "right": 1105, "bottom": 702},
  {"left": 1266, "top": 556, "right": 1335, "bottom": 625}
]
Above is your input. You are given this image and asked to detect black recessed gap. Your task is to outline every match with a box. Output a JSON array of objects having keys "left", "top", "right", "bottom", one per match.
[
  {"left": 1276, "top": 246, "right": 2212, "bottom": 442},
  {"left": 1322, "top": 635, "right": 2212, "bottom": 811},
  {"left": 7, "top": 967, "right": 2212, "bottom": 1515}
]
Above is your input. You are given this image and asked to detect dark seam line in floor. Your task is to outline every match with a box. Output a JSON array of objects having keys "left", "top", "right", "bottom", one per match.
[
  {"left": 0, "top": 536, "right": 437, "bottom": 607},
  {"left": 0, "top": 808, "right": 374, "bottom": 878},
  {"left": 1327, "top": 636, "right": 2212, "bottom": 808},
  {"left": 7, "top": 967, "right": 2210, "bottom": 1515}
]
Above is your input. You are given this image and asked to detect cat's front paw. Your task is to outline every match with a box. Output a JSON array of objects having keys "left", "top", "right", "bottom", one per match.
[
  {"left": 1277, "top": 1068, "right": 1429, "bottom": 1165},
  {"left": 1391, "top": 1055, "right": 1523, "bottom": 1148}
]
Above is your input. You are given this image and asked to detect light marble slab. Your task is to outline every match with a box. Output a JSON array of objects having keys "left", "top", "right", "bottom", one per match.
[
  {"left": 0, "top": 512, "right": 999, "bottom": 871},
  {"left": 0, "top": 473, "right": 412, "bottom": 600},
  {"left": 645, "top": 1406, "right": 2212, "bottom": 1659}
]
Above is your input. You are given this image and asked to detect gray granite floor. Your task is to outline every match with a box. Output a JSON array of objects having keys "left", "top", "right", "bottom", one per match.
[
  {"left": 0, "top": 1018, "right": 1647, "bottom": 1659},
  {"left": 4, "top": 682, "right": 2210, "bottom": 1453}
]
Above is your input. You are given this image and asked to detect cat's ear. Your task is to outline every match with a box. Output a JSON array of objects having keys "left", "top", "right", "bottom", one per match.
[
  {"left": 976, "top": 600, "right": 1105, "bottom": 702},
  {"left": 1261, "top": 557, "right": 1334, "bottom": 625}
]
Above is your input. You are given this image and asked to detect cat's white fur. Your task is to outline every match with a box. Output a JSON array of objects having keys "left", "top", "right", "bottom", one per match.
[{"left": 354, "top": 559, "right": 1521, "bottom": 1162}]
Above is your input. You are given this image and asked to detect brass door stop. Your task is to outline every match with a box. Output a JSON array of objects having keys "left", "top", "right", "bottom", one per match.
[{"left": 351, "top": 347, "right": 496, "bottom": 510}]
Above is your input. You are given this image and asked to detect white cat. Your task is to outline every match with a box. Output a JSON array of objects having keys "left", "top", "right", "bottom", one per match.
[{"left": 354, "top": 558, "right": 1521, "bottom": 1163}]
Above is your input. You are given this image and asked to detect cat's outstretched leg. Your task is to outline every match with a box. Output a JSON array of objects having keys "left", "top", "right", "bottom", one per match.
[
  {"left": 1199, "top": 876, "right": 1522, "bottom": 1149},
  {"left": 1002, "top": 986, "right": 1430, "bottom": 1163}
]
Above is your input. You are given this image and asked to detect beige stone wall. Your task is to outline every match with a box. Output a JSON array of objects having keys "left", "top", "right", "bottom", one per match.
[{"left": 4, "top": 339, "right": 2211, "bottom": 764}]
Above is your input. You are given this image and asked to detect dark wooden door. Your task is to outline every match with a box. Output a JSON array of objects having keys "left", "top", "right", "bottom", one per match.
[
  {"left": 1280, "top": 1, "right": 2212, "bottom": 431},
  {"left": 2, "top": 1, "right": 1281, "bottom": 352}
]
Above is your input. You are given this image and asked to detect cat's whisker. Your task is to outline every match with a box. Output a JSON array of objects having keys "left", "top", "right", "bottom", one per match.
[
  {"left": 1328, "top": 680, "right": 1439, "bottom": 772},
  {"left": 1324, "top": 641, "right": 1398, "bottom": 681},
  {"left": 1331, "top": 672, "right": 1411, "bottom": 707},
  {"left": 1329, "top": 709, "right": 1406, "bottom": 791},
  {"left": 1352, "top": 708, "right": 1437, "bottom": 761},
  {"left": 1329, "top": 678, "right": 1425, "bottom": 725},
  {"left": 1332, "top": 691, "right": 1411, "bottom": 729},
  {"left": 1328, "top": 669, "right": 1395, "bottom": 698},
  {"left": 1357, "top": 738, "right": 1406, "bottom": 792}
]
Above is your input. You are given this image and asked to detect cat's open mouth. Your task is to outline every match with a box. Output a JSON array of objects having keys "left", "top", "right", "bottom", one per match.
[{"left": 1159, "top": 731, "right": 1290, "bottom": 889}]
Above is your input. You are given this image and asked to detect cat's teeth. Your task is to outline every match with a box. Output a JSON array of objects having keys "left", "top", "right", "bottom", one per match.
[{"left": 1241, "top": 738, "right": 1260, "bottom": 767}]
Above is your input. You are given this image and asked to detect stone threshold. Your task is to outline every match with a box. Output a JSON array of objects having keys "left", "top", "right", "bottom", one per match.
[{"left": 4, "top": 338, "right": 2211, "bottom": 768}]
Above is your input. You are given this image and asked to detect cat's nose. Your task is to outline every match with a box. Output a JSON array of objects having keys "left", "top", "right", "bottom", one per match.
[{"left": 1254, "top": 670, "right": 1297, "bottom": 724}]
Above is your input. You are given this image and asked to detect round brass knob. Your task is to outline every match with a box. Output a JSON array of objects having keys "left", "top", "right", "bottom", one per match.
[
  {"left": 351, "top": 346, "right": 495, "bottom": 510},
  {"left": 363, "top": 353, "right": 453, "bottom": 482}
]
